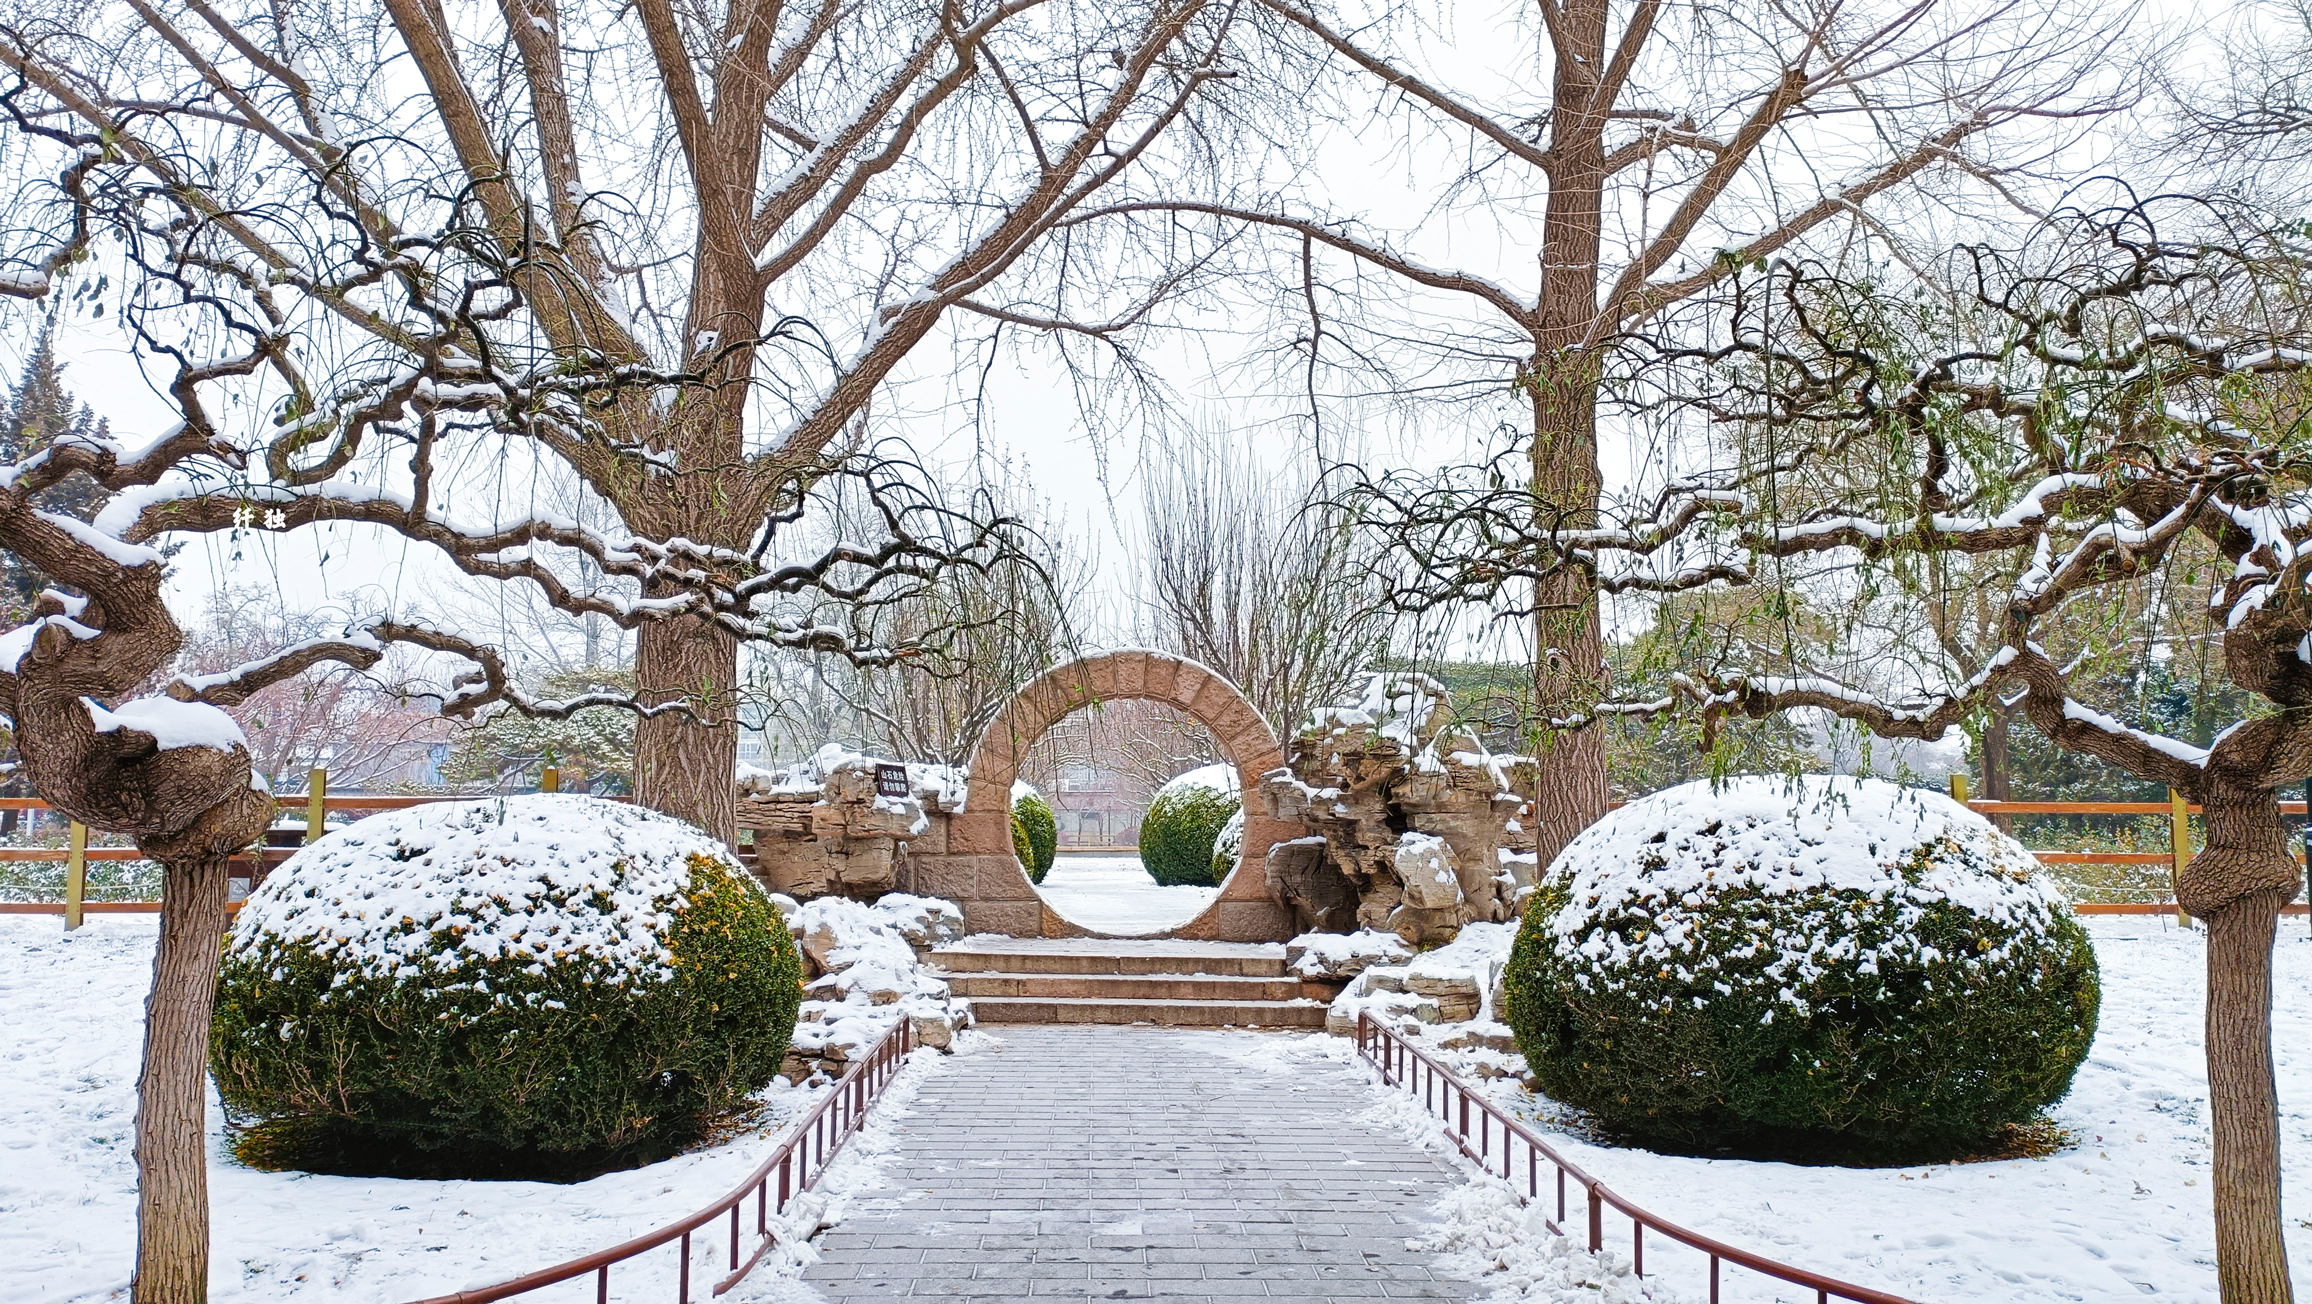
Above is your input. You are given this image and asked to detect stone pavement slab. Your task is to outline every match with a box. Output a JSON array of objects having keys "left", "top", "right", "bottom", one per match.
[{"left": 803, "top": 1026, "right": 1472, "bottom": 1302}]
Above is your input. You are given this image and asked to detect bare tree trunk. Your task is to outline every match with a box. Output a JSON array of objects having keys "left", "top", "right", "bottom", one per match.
[
  {"left": 1526, "top": 352, "right": 1609, "bottom": 866},
  {"left": 2191, "top": 794, "right": 2299, "bottom": 1304},
  {"left": 1521, "top": 0, "right": 1613, "bottom": 870},
  {"left": 633, "top": 613, "right": 739, "bottom": 847},
  {"left": 131, "top": 784, "right": 271, "bottom": 1304},
  {"left": 1983, "top": 703, "right": 2016, "bottom": 834}
]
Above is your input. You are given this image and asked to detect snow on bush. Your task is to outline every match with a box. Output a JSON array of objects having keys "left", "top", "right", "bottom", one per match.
[
  {"left": 1141, "top": 763, "right": 1240, "bottom": 886},
  {"left": 789, "top": 893, "right": 972, "bottom": 1071},
  {"left": 211, "top": 796, "right": 803, "bottom": 1173},
  {"left": 1503, "top": 775, "right": 2099, "bottom": 1155},
  {"left": 1209, "top": 807, "right": 1245, "bottom": 883}
]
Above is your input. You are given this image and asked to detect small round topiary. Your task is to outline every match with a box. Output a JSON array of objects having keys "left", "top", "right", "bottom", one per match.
[
  {"left": 1141, "top": 764, "right": 1241, "bottom": 887},
  {"left": 1502, "top": 775, "right": 2099, "bottom": 1159},
  {"left": 1012, "top": 787, "right": 1058, "bottom": 884},
  {"left": 211, "top": 796, "right": 803, "bottom": 1178},
  {"left": 1011, "top": 810, "right": 1037, "bottom": 879}
]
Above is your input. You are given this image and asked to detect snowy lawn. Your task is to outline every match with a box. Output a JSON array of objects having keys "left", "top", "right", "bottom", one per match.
[
  {"left": 0, "top": 914, "right": 947, "bottom": 1304},
  {"left": 1033, "top": 853, "right": 1218, "bottom": 933},
  {"left": 7, "top": 914, "right": 2309, "bottom": 1303},
  {"left": 1424, "top": 915, "right": 2312, "bottom": 1302}
]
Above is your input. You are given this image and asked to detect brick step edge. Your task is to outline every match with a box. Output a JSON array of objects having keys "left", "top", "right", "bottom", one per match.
[
  {"left": 929, "top": 951, "right": 1290, "bottom": 978},
  {"left": 967, "top": 996, "right": 1330, "bottom": 1027},
  {"left": 946, "top": 973, "right": 1338, "bottom": 1002}
]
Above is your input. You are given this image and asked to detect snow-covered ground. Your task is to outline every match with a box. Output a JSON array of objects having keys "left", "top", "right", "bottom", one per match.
[
  {"left": 5, "top": 914, "right": 2307, "bottom": 1302},
  {"left": 1412, "top": 916, "right": 2312, "bottom": 1302},
  {"left": 0, "top": 914, "right": 954, "bottom": 1304},
  {"left": 1033, "top": 853, "right": 1218, "bottom": 933}
]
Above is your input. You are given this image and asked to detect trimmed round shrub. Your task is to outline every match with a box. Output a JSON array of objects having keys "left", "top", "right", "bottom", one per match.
[
  {"left": 211, "top": 796, "right": 803, "bottom": 1178},
  {"left": 1141, "top": 764, "right": 1241, "bottom": 887},
  {"left": 1209, "top": 808, "right": 1245, "bottom": 883},
  {"left": 1011, "top": 811, "right": 1036, "bottom": 879},
  {"left": 1012, "top": 787, "right": 1058, "bottom": 884},
  {"left": 1502, "top": 775, "right": 2099, "bottom": 1159}
]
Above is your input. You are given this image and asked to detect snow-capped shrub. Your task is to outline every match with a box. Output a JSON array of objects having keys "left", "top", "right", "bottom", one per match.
[
  {"left": 1141, "top": 764, "right": 1241, "bottom": 886},
  {"left": 1502, "top": 776, "right": 2099, "bottom": 1157},
  {"left": 1209, "top": 808, "right": 1245, "bottom": 883},
  {"left": 1012, "top": 787, "right": 1058, "bottom": 884},
  {"left": 211, "top": 796, "right": 802, "bottom": 1175}
]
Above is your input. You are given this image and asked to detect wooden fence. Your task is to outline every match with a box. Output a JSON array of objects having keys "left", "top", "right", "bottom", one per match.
[{"left": 3, "top": 770, "right": 2306, "bottom": 927}]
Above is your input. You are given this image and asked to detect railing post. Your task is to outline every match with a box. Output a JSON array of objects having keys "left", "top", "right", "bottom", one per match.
[
  {"left": 2169, "top": 786, "right": 2192, "bottom": 929},
  {"left": 306, "top": 766, "right": 327, "bottom": 844},
  {"left": 1588, "top": 1183, "right": 1602, "bottom": 1253},
  {"left": 1948, "top": 772, "right": 1969, "bottom": 804},
  {"left": 63, "top": 820, "right": 85, "bottom": 931},
  {"left": 542, "top": 764, "right": 559, "bottom": 794}
]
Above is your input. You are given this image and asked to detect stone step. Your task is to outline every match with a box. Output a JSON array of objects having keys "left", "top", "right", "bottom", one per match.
[
  {"left": 946, "top": 971, "right": 1332, "bottom": 1003},
  {"left": 931, "top": 938, "right": 1290, "bottom": 978},
  {"left": 965, "top": 995, "right": 1330, "bottom": 1028}
]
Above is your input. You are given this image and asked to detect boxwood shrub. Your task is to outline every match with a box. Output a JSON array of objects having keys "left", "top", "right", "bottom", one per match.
[
  {"left": 1502, "top": 775, "right": 2099, "bottom": 1159},
  {"left": 211, "top": 796, "right": 802, "bottom": 1178},
  {"left": 1141, "top": 764, "right": 1241, "bottom": 887},
  {"left": 1013, "top": 789, "right": 1058, "bottom": 884}
]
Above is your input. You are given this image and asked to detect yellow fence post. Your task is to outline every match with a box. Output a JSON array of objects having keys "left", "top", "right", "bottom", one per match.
[
  {"left": 306, "top": 766, "right": 326, "bottom": 844},
  {"left": 64, "top": 820, "right": 85, "bottom": 931},
  {"left": 541, "top": 765, "right": 560, "bottom": 794},
  {"left": 2169, "top": 787, "right": 2193, "bottom": 929},
  {"left": 1949, "top": 773, "right": 1970, "bottom": 805}
]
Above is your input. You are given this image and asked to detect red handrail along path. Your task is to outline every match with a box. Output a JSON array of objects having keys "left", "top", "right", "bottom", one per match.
[
  {"left": 1355, "top": 1012, "right": 1920, "bottom": 1304},
  {"left": 402, "top": 1018, "right": 915, "bottom": 1304}
]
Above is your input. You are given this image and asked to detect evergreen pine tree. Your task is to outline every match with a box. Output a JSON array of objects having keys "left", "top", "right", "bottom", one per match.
[{"left": 0, "top": 316, "right": 109, "bottom": 611}]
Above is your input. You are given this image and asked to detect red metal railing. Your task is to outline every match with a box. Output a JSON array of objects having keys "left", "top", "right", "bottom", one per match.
[
  {"left": 402, "top": 1017, "right": 914, "bottom": 1304},
  {"left": 1355, "top": 1012, "right": 1918, "bottom": 1304}
]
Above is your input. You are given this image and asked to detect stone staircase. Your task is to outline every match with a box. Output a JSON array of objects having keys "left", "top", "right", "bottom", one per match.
[{"left": 930, "top": 938, "right": 1341, "bottom": 1028}]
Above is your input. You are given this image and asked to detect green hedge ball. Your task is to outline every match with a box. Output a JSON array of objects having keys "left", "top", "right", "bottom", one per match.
[
  {"left": 1141, "top": 767, "right": 1241, "bottom": 887},
  {"left": 1013, "top": 791, "right": 1058, "bottom": 884},
  {"left": 1502, "top": 775, "right": 2099, "bottom": 1158},
  {"left": 211, "top": 796, "right": 803, "bottom": 1174}
]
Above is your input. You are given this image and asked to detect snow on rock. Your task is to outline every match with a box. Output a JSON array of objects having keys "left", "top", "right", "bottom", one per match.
[
  {"left": 737, "top": 741, "right": 965, "bottom": 812},
  {"left": 1325, "top": 921, "right": 1521, "bottom": 1069},
  {"left": 786, "top": 894, "right": 972, "bottom": 1071},
  {"left": 1542, "top": 774, "right": 2069, "bottom": 1010},
  {"left": 229, "top": 795, "right": 736, "bottom": 1000},
  {"left": 1286, "top": 927, "right": 1412, "bottom": 980}
]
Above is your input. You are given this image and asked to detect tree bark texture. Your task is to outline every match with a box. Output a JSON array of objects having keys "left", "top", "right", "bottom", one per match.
[
  {"left": 2186, "top": 793, "right": 2300, "bottom": 1304},
  {"left": 131, "top": 783, "right": 272, "bottom": 1304},
  {"left": 1982, "top": 704, "right": 2015, "bottom": 834},
  {"left": 1522, "top": 0, "right": 1613, "bottom": 870},
  {"left": 633, "top": 613, "right": 739, "bottom": 848}
]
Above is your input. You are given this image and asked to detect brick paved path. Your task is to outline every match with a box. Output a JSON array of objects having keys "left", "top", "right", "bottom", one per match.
[{"left": 803, "top": 1026, "right": 1473, "bottom": 1302}]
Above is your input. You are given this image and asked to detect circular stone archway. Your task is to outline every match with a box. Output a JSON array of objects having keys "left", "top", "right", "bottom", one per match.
[{"left": 922, "top": 650, "right": 1298, "bottom": 941}]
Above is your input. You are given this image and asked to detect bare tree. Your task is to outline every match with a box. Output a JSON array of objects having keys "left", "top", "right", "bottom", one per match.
[
  {"left": 1075, "top": 0, "right": 2137, "bottom": 862},
  {"left": 799, "top": 461, "right": 1093, "bottom": 765},
  {"left": 1136, "top": 430, "right": 1395, "bottom": 736},
  {"left": 0, "top": 0, "right": 1247, "bottom": 844},
  {"left": 1364, "top": 209, "right": 2308, "bottom": 1301},
  {"left": 177, "top": 588, "right": 452, "bottom": 791}
]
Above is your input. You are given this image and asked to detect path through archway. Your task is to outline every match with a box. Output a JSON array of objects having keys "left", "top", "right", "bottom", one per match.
[{"left": 900, "top": 650, "right": 1298, "bottom": 941}]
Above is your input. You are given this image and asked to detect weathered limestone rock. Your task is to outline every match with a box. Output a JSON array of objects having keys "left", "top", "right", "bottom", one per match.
[
  {"left": 1262, "top": 673, "right": 1537, "bottom": 947},
  {"left": 737, "top": 744, "right": 965, "bottom": 903},
  {"left": 1266, "top": 837, "right": 1361, "bottom": 934}
]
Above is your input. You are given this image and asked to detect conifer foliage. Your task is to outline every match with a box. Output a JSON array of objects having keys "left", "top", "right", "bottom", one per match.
[{"left": 0, "top": 317, "right": 107, "bottom": 616}]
